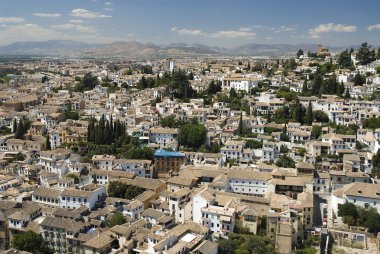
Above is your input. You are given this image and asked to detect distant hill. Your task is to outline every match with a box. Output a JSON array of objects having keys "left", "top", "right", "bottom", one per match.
[
  {"left": 231, "top": 43, "right": 319, "bottom": 55},
  {"left": 0, "top": 40, "right": 357, "bottom": 57},
  {"left": 0, "top": 40, "right": 100, "bottom": 56}
]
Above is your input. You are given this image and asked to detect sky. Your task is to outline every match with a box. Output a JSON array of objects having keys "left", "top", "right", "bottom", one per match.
[{"left": 0, "top": 0, "right": 379, "bottom": 48}]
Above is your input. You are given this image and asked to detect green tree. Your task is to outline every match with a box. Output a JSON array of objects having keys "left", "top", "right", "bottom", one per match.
[
  {"left": 11, "top": 230, "right": 49, "bottom": 254},
  {"left": 66, "top": 173, "right": 80, "bottom": 184},
  {"left": 124, "top": 68, "right": 133, "bottom": 75},
  {"left": 207, "top": 80, "right": 222, "bottom": 95},
  {"left": 337, "top": 49, "right": 353, "bottom": 68},
  {"left": 311, "top": 74, "right": 323, "bottom": 96},
  {"left": 352, "top": 73, "right": 366, "bottom": 86},
  {"left": 360, "top": 207, "right": 380, "bottom": 234},
  {"left": 356, "top": 42, "right": 376, "bottom": 65},
  {"left": 15, "top": 119, "right": 25, "bottom": 139},
  {"left": 179, "top": 123, "right": 207, "bottom": 150},
  {"left": 107, "top": 211, "right": 126, "bottom": 227},
  {"left": 126, "top": 146, "right": 154, "bottom": 160},
  {"left": 160, "top": 115, "right": 177, "bottom": 128},
  {"left": 12, "top": 118, "right": 17, "bottom": 133},
  {"left": 338, "top": 203, "right": 358, "bottom": 225},
  {"left": 314, "top": 110, "right": 329, "bottom": 123},
  {"left": 107, "top": 181, "right": 145, "bottom": 199},
  {"left": 229, "top": 87, "right": 238, "bottom": 100},
  {"left": 238, "top": 111, "right": 243, "bottom": 136},
  {"left": 41, "top": 75, "right": 49, "bottom": 83},
  {"left": 245, "top": 140, "right": 263, "bottom": 149},
  {"left": 306, "top": 102, "right": 313, "bottom": 125},
  {"left": 76, "top": 72, "right": 99, "bottom": 92},
  {"left": 218, "top": 233, "right": 277, "bottom": 254},
  {"left": 12, "top": 152, "right": 25, "bottom": 162},
  {"left": 187, "top": 71, "right": 194, "bottom": 80},
  {"left": 275, "top": 155, "right": 296, "bottom": 168},
  {"left": 336, "top": 81, "right": 345, "bottom": 97},
  {"left": 169, "top": 70, "right": 196, "bottom": 99},
  {"left": 45, "top": 134, "right": 51, "bottom": 150},
  {"left": 302, "top": 79, "right": 309, "bottom": 95},
  {"left": 311, "top": 126, "right": 322, "bottom": 139},
  {"left": 364, "top": 117, "right": 380, "bottom": 129},
  {"left": 280, "top": 125, "right": 289, "bottom": 141},
  {"left": 372, "top": 149, "right": 380, "bottom": 178},
  {"left": 344, "top": 88, "right": 350, "bottom": 99},
  {"left": 297, "top": 49, "right": 304, "bottom": 58},
  {"left": 294, "top": 99, "right": 304, "bottom": 125}
]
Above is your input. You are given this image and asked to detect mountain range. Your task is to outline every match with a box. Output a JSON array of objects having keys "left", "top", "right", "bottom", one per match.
[{"left": 0, "top": 40, "right": 352, "bottom": 57}]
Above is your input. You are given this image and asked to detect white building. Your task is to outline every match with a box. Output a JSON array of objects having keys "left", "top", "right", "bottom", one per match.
[
  {"left": 221, "top": 75, "right": 261, "bottom": 92},
  {"left": 60, "top": 184, "right": 106, "bottom": 210},
  {"left": 201, "top": 205, "right": 235, "bottom": 238},
  {"left": 92, "top": 154, "right": 116, "bottom": 170},
  {"left": 227, "top": 170, "right": 271, "bottom": 196},
  {"left": 113, "top": 159, "right": 152, "bottom": 178},
  {"left": 149, "top": 127, "right": 178, "bottom": 150},
  {"left": 331, "top": 182, "right": 380, "bottom": 214}
]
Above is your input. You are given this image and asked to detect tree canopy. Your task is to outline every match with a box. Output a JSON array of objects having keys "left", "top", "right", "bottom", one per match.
[
  {"left": 218, "top": 233, "right": 277, "bottom": 254},
  {"left": 107, "top": 211, "right": 126, "bottom": 227},
  {"left": 11, "top": 231, "right": 49, "bottom": 254},
  {"left": 178, "top": 123, "right": 207, "bottom": 150},
  {"left": 337, "top": 49, "right": 353, "bottom": 68},
  {"left": 356, "top": 42, "right": 376, "bottom": 65},
  {"left": 75, "top": 72, "right": 99, "bottom": 92},
  {"left": 275, "top": 155, "right": 296, "bottom": 168},
  {"left": 107, "top": 181, "right": 145, "bottom": 199}
]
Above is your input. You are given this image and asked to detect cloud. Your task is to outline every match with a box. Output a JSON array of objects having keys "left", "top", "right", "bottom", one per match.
[
  {"left": 33, "top": 13, "right": 61, "bottom": 18},
  {"left": 0, "top": 23, "right": 128, "bottom": 46},
  {"left": 51, "top": 23, "right": 96, "bottom": 33},
  {"left": 105, "top": 1, "right": 112, "bottom": 5},
  {"left": 210, "top": 27, "right": 256, "bottom": 39},
  {"left": 171, "top": 26, "right": 255, "bottom": 39},
  {"left": 368, "top": 24, "right": 380, "bottom": 31},
  {"left": 69, "top": 19, "right": 84, "bottom": 23},
  {"left": 171, "top": 27, "right": 203, "bottom": 36},
  {"left": 104, "top": 8, "right": 114, "bottom": 11},
  {"left": 0, "top": 23, "right": 62, "bottom": 45},
  {"left": 70, "top": 9, "right": 111, "bottom": 18},
  {"left": 0, "top": 17, "right": 25, "bottom": 23},
  {"left": 275, "top": 25, "right": 296, "bottom": 33},
  {"left": 309, "top": 23, "right": 356, "bottom": 38}
]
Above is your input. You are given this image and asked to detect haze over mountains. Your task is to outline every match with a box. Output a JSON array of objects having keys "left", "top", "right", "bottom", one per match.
[{"left": 0, "top": 40, "right": 352, "bottom": 57}]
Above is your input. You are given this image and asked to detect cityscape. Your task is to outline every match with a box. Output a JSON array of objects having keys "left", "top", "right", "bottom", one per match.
[{"left": 1, "top": 1, "right": 380, "bottom": 254}]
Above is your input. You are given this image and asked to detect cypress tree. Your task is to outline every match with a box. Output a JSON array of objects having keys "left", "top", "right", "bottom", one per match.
[
  {"left": 238, "top": 111, "right": 243, "bottom": 136},
  {"left": 280, "top": 125, "right": 289, "bottom": 141},
  {"left": 87, "top": 118, "right": 92, "bottom": 142},
  {"left": 15, "top": 119, "right": 24, "bottom": 139},
  {"left": 319, "top": 80, "right": 326, "bottom": 96},
  {"left": 331, "top": 75, "right": 338, "bottom": 94},
  {"left": 302, "top": 79, "right": 308, "bottom": 95},
  {"left": 306, "top": 102, "right": 313, "bottom": 125},
  {"left": 344, "top": 88, "right": 350, "bottom": 99},
  {"left": 294, "top": 99, "right": 304, "bottom": 125},
  {"left": 12, "top": 119, "right": 18, "bottom": 133},
  {"left": 337, "top": 81, "right": 345, "bottom": 97},
  {"left": 45, "top": 134, "right": 51, "bottom": 150},
  {"left": 312, "top": 74, "right": 323, "bottom": 96}
]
